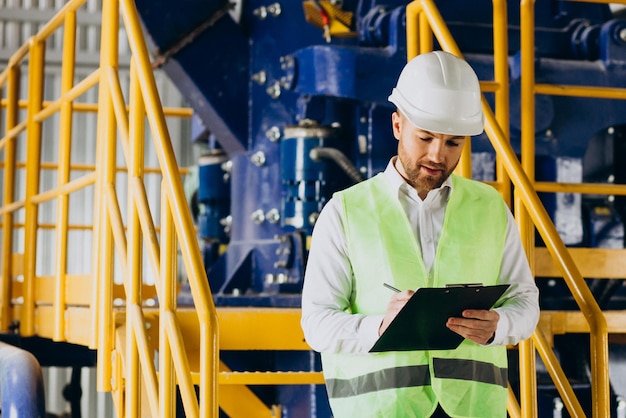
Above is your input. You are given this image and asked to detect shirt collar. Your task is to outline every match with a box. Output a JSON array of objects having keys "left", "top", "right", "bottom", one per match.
[{"left": 383, "top": 157, "right": 453, "bottom": 202}]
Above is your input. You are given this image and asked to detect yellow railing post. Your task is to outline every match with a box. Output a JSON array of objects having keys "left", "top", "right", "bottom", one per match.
[
  {"left": 126, "top": 57, "right": 146, "bottom": 418},
  {"left": 0, "top": 65, "right": 19, "bottom": 332},
  {"left": 518, "top": 1, "right": 538, "bottom": 416},
  {"left": 492, "top": 0, "right": 512, "bottom": 207},
  {"left": 95, "top": 0, "right": 119, "bottom": 392},
  {"left": 22, "top": 37, "right": 46, "bottom": 336},
  {"left": 53, "top": 9, "right": 77, "bottom": 342},
  {"left": 405, "top": 2, "right": 420, "bottom": 59},
  {"left": 160, "top": 186, "right": 177, "bottom": 418}
]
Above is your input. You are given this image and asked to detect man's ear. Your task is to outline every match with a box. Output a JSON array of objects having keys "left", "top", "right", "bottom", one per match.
[{"left": 391, "top": 111, "right": 401, "bottom": 140}]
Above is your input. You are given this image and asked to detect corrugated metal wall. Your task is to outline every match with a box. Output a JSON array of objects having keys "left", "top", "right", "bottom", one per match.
[{"left": 0, "top": 1, "right": 195, "bottom": 416}]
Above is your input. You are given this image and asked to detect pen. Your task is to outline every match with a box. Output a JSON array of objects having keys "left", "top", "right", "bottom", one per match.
[{"left": 383, "top": 283, "right": 401, "bottom": 293}]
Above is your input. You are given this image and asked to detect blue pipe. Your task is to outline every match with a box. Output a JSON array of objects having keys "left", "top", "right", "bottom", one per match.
[{"left": 0, "top": 342, "right": 46, "bottom": 418}]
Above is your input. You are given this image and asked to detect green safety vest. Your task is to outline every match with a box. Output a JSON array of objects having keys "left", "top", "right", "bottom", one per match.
[{"left": 321, "top": 173, "right": 509, "bottom": 418}]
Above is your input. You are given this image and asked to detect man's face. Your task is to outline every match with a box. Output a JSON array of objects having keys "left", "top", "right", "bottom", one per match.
[{"left": 392, "top": 111, "right": 466, "bottom": 200}]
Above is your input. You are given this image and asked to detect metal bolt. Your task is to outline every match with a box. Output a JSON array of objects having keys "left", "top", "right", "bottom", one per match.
[
  {"left": 251, "top": 70, "right": 267, "bottom": 85},
  {"left": 358, "top": 134, "right": 367, "bottom": 153},
  {"left": 251, "top": 209, "right": 265, "bottom": 224},
  {"left": 253, "top": 6, "right": 268, "bottom": 19},
  {"left": 220, "top": 160, "right": 232, "bottom": 172},
  {"left": 266, "top": 208, "right": 280, "bottom": 223},
  {"left": 280, "top": 55, "right": 295, "bottom": 71},
  {"left": 308, "top": 212, "right": 319, "bottom": 226},
  {"left": 266, "top": 126, "right": 281, "bottom": 142},
  {"left": 251, "top": 151, "right": 266, "bottom": 166},
  {"left": 553, "top": 397, "right": 563, "bottom": 418},
  {"left": 274, "top": 260, "right": 287, "bottom": 268},
  {"left": 267, "top": 3, "right": 282, "bottom": 17},
  {"left": 266, "top": 81, "right": 281, "bottom": 99}
]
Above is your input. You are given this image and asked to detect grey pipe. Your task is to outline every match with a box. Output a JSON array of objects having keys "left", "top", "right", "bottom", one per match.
[{"left": 309, "top": 147, "right": 364, "bottom": 183}]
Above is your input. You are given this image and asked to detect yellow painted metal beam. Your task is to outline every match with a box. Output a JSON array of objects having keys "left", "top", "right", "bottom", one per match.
[
  {"left": 536, "top": 83, "right": 626, "bottom": 99},
  {"left": 535, "top": 247, "right": 626, "bottom": 279},
  {"left": 533, "top": 327, "right": 586, "bottom": 417},
  {"left": 533, "top": 181, "right": 626, "bottom": 195},
  {"left": 218, "top": 371, "right": 325, "bottom": 385},
  {"left": 160, "top": 190, "right": 177, "bottom": 418},
  {"left": 34, "top": 305, "right": 93, "bottom": 346},
  {"left": 22, "top": 37, "right": 46, "bottom": 337},
  {"left": 176, "top": 308, "right": 311, "bottom": 352},
  {"left": 540, "top": 311, "right": 626, "bottom": 338},
  {"left": 94, "top": 0, "right": 119, "bottom": 390},
  {"left": 491, "top": 0, "right": 512, "bottom": 207},
  {"left": 0, "top": 65, "right": 19, "bottom": 332}
]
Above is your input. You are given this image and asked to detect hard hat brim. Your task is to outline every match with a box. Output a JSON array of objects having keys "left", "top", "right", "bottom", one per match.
[{"left": 389, "top": 90, "right": 485, "bottom": 136}]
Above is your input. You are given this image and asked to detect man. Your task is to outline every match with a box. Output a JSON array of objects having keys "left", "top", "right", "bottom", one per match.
[{"left": 300, "top": 51, "right": 540, "bottom": 418}]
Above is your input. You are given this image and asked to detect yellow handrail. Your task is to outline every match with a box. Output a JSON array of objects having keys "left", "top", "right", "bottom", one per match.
[
  {"left": 405, "top": 0, "right": 610, "bottom": 417},
  {"left": 119, "top": 0, "right": 219, "bottom": 415},
  {"left": 520, "top": 1, "right": 610, "bottom": 416}
]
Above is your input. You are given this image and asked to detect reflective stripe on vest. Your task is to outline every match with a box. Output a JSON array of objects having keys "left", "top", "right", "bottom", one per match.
[
  {"left": 326, "top": 358, "right": 507, "bottom": 399},
  {"left": 326, "top": 365, "right": 430, "bottom": 398},
  {"left": 432, "top": 357, "right": 507, "bottom": 388}
]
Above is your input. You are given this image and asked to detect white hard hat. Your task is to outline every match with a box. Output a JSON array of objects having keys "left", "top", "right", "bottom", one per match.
[{"left": 388, "top": 51, "right": 484, "bottom": 136}]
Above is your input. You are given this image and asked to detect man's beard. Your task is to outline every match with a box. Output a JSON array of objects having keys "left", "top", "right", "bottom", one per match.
[{"left": 402, "top": 159, "right": 450, "bottom": 193}]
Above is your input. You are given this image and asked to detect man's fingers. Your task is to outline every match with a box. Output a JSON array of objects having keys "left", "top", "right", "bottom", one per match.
[
  {"left": 379, "top": 290, "right": 414, "bottom": 336},
  {"left": 461, "top": 309, "right": 498, "bottom": 321},
  {"left": 447, "top": 321, "right": 493, "bottom": 344}
]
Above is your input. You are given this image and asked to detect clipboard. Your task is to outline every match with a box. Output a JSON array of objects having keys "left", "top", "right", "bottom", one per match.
[{"left": 369, "top": 284, "right": 509, "bottom": 352}]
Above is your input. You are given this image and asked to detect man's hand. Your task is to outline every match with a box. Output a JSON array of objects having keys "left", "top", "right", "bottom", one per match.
[
  {"left": 379, "top": 290, "right": 414, "bottom": 336},
  {"left": 446, "top": 309, "right": 499, "bottom": 345}
]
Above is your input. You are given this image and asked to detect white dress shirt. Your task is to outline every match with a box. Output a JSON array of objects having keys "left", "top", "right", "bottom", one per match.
[{"left": 301, "top": 158, "right": 540, "bottom": 354}]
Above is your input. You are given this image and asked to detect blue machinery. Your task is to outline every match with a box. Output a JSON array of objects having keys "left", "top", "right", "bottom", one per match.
[{"left": 134, "top": 0, "right": 626, "bottom": 416}]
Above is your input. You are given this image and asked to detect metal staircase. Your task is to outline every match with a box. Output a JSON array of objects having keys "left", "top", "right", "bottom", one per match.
[{"left": 1, "top": 0, "right": 626, "bottom": 417}]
